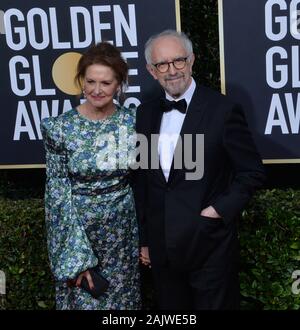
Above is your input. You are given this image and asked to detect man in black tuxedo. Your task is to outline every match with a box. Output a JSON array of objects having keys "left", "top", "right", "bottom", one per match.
[{"left": 135, "top": 30, "right": 265, "bottom": 309}]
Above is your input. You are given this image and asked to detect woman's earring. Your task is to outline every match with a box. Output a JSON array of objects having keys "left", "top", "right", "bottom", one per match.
[{"left": 82, "top": 89, "right": 86, "bottom": 98}]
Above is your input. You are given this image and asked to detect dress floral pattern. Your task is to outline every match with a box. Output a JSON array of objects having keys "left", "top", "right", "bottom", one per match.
[{"left": 41, "top": 105, "right": 141, "bottom": 310}]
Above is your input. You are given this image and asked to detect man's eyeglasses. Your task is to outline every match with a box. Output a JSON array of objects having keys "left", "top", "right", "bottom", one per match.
[{"left": 152, "top": 56, "right": 190, "bottom": 73}]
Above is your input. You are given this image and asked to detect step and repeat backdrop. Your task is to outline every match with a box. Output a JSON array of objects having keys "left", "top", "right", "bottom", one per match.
[
  {"left": 0, "top": 0, "right": 179, "bottom": 167},
  {"left": 220, "top": 0, "right": 300, "bottom": 163}
]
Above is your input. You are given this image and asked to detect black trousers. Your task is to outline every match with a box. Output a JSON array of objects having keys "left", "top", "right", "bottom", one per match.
[{"left": 151, "top": 262, "right": 240, "bottom": 310}]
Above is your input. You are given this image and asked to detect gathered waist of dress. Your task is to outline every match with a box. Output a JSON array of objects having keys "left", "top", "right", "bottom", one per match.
[{"left": 71, "top": 178, "right": 130, "bottom": 196}]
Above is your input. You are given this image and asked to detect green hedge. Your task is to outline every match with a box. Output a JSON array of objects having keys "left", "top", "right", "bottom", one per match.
[
  {"left": 1, "top": 189, "right": 299, "bottom": 310},
  {"left": 239, "top": 189, "right": 300, "bottom": 310},
  {"left": 0, "top": 197, "right": 55, "bottom": 310}
]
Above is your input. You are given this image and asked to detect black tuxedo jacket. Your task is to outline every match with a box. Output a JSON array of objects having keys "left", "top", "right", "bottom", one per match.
[{"left": 134, "top": 85, "right": 265, "bottom": 271}]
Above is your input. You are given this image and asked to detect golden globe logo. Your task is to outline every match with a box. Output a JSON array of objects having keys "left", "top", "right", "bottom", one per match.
[{"left": 52, "top": 52, "right": 82, "bottom": 95}]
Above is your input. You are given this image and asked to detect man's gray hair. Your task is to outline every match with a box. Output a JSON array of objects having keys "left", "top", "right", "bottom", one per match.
[{"left": 144, "top": 30, "right": 193, "bottom": 64}]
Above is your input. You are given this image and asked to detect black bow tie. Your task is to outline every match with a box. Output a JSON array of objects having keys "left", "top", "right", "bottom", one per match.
[{"left": 161, "top": 98, "right": 187, "bottom": 114}]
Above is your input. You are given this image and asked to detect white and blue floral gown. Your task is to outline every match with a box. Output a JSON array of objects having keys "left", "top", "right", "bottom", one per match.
[{"left": 41, "top": 105, "right": 141, "bottom": 310}]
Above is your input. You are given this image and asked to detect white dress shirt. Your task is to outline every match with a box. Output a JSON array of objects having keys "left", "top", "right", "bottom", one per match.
[{"left": 158, "top": 78, "right": 196, "bottom": 181}]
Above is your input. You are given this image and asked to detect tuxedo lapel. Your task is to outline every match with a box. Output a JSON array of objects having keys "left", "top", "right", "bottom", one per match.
[
  {"left": 179, "top": 86, "right": 208, "bottom": 136},
  {"left": 168, "top": 86, "right": 208, "bottom": 184},
  {"left": 150, "top": 99, "right": 167, "bottom": 184}
]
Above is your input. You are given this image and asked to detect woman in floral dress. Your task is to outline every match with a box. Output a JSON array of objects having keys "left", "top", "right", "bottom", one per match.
[{"left": 41, "top": 42, "right": 141, "bottom": 310}]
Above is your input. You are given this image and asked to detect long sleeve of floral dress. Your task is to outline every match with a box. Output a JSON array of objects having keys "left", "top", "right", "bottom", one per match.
[{"left": 41, "top": 117, "right": 98, "bottom": 282}]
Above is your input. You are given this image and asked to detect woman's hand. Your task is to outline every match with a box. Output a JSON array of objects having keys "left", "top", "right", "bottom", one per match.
[
  {"left": 75, "top": 270, "right": 95, "bottom": 290},
  {"left": 140, "top": 246, "right": 151, "bottom": 267}
]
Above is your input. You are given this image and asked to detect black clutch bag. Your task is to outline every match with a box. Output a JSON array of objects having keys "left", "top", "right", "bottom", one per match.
[{"left": 80, "top": 267, "right": 109, "bottom": 299}]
